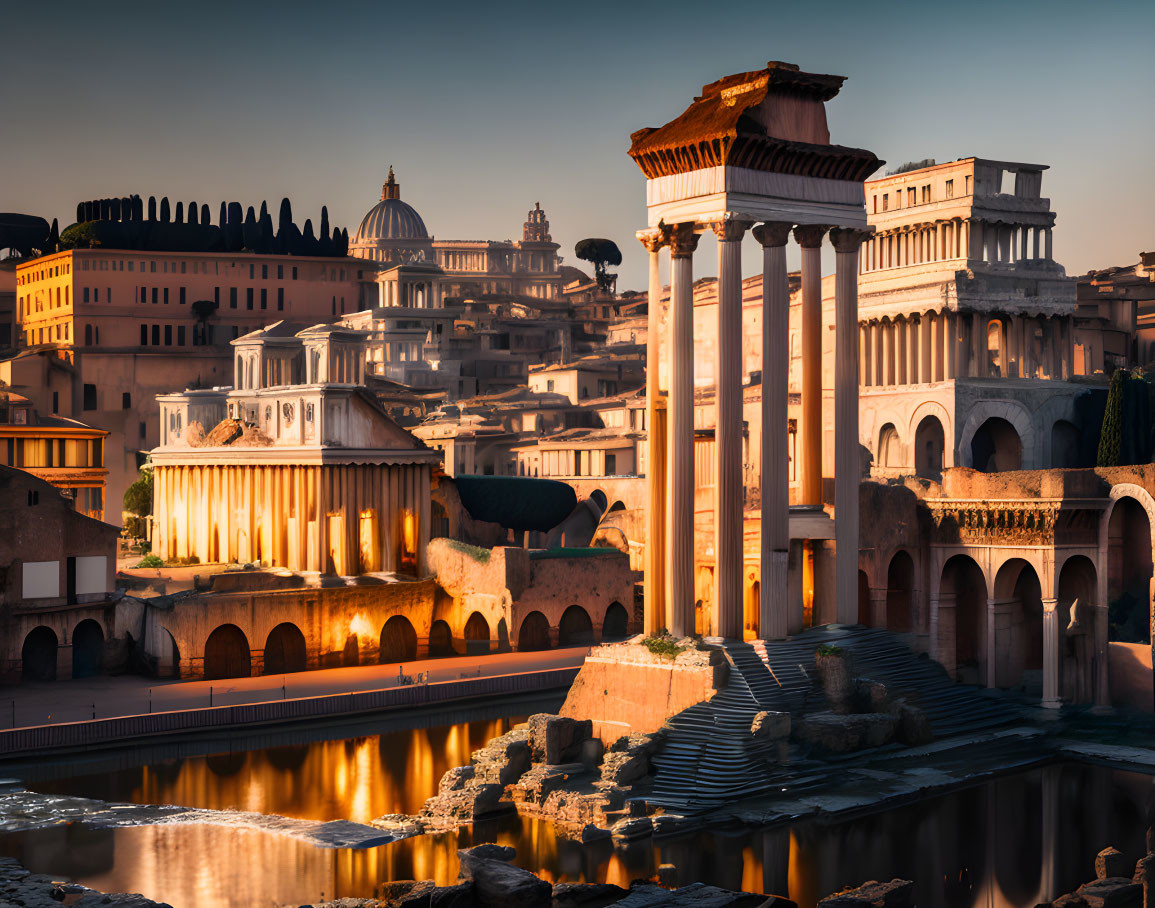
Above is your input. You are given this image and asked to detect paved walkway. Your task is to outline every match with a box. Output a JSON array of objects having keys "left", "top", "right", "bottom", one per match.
[{"left": 0, "top": 648, "right": 588, "bottom": 730}]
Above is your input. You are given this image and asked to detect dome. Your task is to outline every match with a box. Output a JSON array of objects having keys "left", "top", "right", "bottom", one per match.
[
  {"left": 355, "top": 197, "right": 429, "bottom": 243},
  {"left": 354, "top": 166, "right": 429, "bottom": 244}
]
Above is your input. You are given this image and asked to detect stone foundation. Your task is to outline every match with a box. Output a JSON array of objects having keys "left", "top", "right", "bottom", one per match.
[{"left": 559, "top": 639, "right": 728, "bottom": 738}]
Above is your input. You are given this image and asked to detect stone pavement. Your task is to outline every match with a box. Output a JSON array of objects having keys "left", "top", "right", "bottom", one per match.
[{"left": 0, "top": 647, "right": 588, "bottom": 730}]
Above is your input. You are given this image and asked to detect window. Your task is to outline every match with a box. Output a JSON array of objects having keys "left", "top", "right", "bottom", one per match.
[
  {"left": 163, "top": 287, "right": 169, "bottom": 304},
  {"left": 179, "top": 287, "right": 186, "bottom": 305},
  {"left": 85, "top": 324, "right": 92, "bottom": 345},
  {"left": 83, "top": 287, "right": 90, "bottom": 303},
  {"left": 164, "top": 325, "right": 172, "bottom": 345},
  {"left": 141, "top": 287, "right": 146, "bottom": 303},
  {"left": 965, "top": 175, "right": 972, "bottom": 194},
  {"left": 140, "top": 324, "right": 148, "bottom": 345},
  {"left": 230, "top": 287, "right": 237, "bottom": 308},
  {"left": 122, "top": 392, "right": 131, "bottom": 409},
  {"left": 605, "top": 453, "right": 617, "bottom": 475},
  {"left": 139, "top": 421, "right": 147, "bottom": 440},
  {"left": 151, "top": 324, "right": 160, "bottom": 346},
  {"left": 882, "top": 193, "right": 889, "bottom": 211},
  {"left": 152, "top": 288, "right": 158, "bottom": 304},
  {"left": 180, "top": 261, "right": 186, "bottom": 274},
  {"left": 277, "top": 288, "right": 284, "bottom": 310},
  {"left": 260, "top": 288, "right": 267, "bottom": 309},
  {"left": 945, "top": 179, "right": 954, "bottom": 199},
  {"left": 52, "top": 391, "right": 58, "bottom": 413},
  {"left": 262, "top": 264, "right": 268, "bottom": 279},
  {"left": 246, "top": 288, "right": 254, "bottom": 310},
  {"left": 178, "top": 325, "right": 186, "bottom": 346},
  {"left": 83, "top": 384, "right": 97, "bottom": 410},
  {"left": 907, "top": 187, "right": 916, "bottom": 205},
  {"left": 277, "top": 264, "right": 283, "bottom": 279},
  {"left": 546, "top": 379, "right": 555, "bottom": 392},
  {"left": 150, "top": 261, "right": 156, "bottom": 273},
  {"left": 106, "top": 288, "right": 111, "bottom": 303},
  {"left": 292, "top": 267, "right": 298, "bottom": 280},
  {"left": 128, "top": 261, "right": 134, "bottom": 272},
  {"left": 249, "top": 264, "right": 254, "bottom": 280},
  {"left": 921, "top": 185, "right": 930, "bottom": 203}
]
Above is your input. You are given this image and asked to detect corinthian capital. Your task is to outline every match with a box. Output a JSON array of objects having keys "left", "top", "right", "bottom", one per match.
[
  {"left": 751, "top": 221, "right": 793, "bottom": 248},
  {"left": 792, "top": 224, "right": 829, "bottom": 249},
  {"left": 829, "top": 226, "right": 874, "bottom": 253},
  {"left": 637, "top": 224, "right": 672, "bottom": 254},
  {"left": 668, "top": 223, "right": 701, "bottom": 258},
  {"left": 709, "top": 217, "right": 752, "bottom": 243}
]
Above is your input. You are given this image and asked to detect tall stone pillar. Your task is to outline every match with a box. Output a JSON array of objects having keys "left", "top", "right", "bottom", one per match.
[
  {"left": 754, "top": 222, "right": 793, "bottom": 640},
  {"left": 794, "top": 226, "right": 827, "bottom": 506},
  {"left": 666, "top": 223, "right": 700, "bottom": 637},
  {"left": 932, "top": 592, "right": 957, "bottom": 677},
  {"left": 639, "top": 227, "right": 669, "bottom": 634},
  {"left": 921, "top": 312, "right": 934, "bottom": 383},
  {"left": 830, "top": 227, "right": 869, "bottom": 626},
  {"left": 712, "top": 218, "right": 750, "bottom": 639},
  {"left": 971, "top": 312, "right": 985, "bottom": 378},
  {"left": 1042, "top": 597, "right": 1062, "bottom": 708},
  {"left": 943, "top": 311, "right": 956, "bottom": 379},
  {"left": 859, "top": 323, "right": 871, "bottom": 387},
  {"left": 1045, "top": 227, "right": 1053, "bottom": 260},
  {"left": 870, "top": 321, "right": 881, "bottom": 385}
]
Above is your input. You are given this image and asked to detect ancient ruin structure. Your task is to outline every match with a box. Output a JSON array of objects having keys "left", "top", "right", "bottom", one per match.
[{"left": 630, "top": 62, "right": 879, "bottom": 639}]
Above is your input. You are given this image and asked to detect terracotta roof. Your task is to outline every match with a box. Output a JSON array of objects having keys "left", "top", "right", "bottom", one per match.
[{"left": 628, "top": 61, "right": 882, "bottom": 182}]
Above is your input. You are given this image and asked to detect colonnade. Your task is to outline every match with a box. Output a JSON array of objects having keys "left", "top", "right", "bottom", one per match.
[
  {"left": 861, "top": 217, "right": 1053, "bottom": 272},
  {"left": 860, "top": 309, "right": 1076, "bottom": 387},
  {"left": 642, "top": 219, "right": 870, "bottom": 640}
]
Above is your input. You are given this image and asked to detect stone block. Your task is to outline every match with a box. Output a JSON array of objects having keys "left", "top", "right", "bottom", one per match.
[
  {"left": 379, "top": 880, "right": 436, "bottom": 908},
  {"left": 1076, "top": 878, "right": 1142, "bottom": 908},
  {"left": 1098, "top": 849, "right": 1129, "bottom": 881},
  {"left": 795, "top": 713, "right": 898, "bottom": 754},
  {"left": 529, "top": 714, "right": 593, "bottom": 765},
  {"left": 458, "top": 850, "right": 552, "bottom": 908},
  {"left": 464, "top": 844, "right": 517, "bottom": 863},
  {"left": 815, "top": 651, "right": 854, "bottom": 714},
  {"left": 552, "top": 881, "right": 629, "bottom": 908},
  {"left": 421, "top": 784, "right": 506, "bottom": 829},
  {"left": 818, "top": 879, "right": 914, "bottom": 908},
  {"left": 895, "top": 703, "right": 933, "bottom": 746},
  {"left": 431, "top": 882, "right": 476, "bottom": 908},
  {"left": 473, "top": 730, "right": 532, "bottom": 785},
  {"left": 439, "top": 766, "right": 476, "bottom": 793},
  {"left": 750, "top": 711, "right": 791, "bottom": 740}
]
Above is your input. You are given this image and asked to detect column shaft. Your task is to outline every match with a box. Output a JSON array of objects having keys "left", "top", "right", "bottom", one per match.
[
  {"left": 666, "top": 225, "right": 699, "bottom": 637},
  {"left": 713, "top": 220, "right": 748, "bottom": 639},
  {"left": 640, "top": 231, "right": 668, "bottom": 634},
  {"left": 794, "top": 227, "right": 826, "bottom": 506},
  {"left": 1042, "top": 598, "right": 1061, "bottom": 708}
]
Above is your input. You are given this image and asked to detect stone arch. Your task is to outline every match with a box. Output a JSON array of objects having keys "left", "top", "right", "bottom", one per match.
[
  {"left": 71, "top": 618, "right": 105, "bottom": 679},
  {"left": 1057, "top": 554, "right": 1098, "bottom": 704},
  {"left": 558, "top": 605, "right": 594, "bottom": 646},
  {"left": 602, "top": 602, "right": 629, "bottom": 640},
  {"left": 959, "top": 400, "right": 1035, "bottom": 470},
  {"left": 1105, "top": 490, "right": 1154, "bottom": 644},
  {"left": 379, "top": 615, "right": 417, "bottom": 664},
  {"left": 154, "top": 625, "right": 181, "bottom": 679},
  {"left": 517, "top": 611, "right": 551, "bottom": 651},
  {"left": 969, "top": 417, "right": 1023, "bottom": 473},
  {"left": 204, "top": 624, "right": 252, "bottom": 680},
  {"left": 464, "top": 612, "right": 491, "bottom": 656},
  {"left": 913, "top": 414, "right": 946, "bottom": 481},
  {"left": 991, "top": 558, "right": 1044, "bottom": 689},
  {"left": 263, "top": 623, "right": 306, "bottom": 675},
  {"left": 940, "top": 554, "right": 989, "bottom": 683},
  {"left": 428, "top": 619, "right": 453, "bottom": 657},
  {"left": 22, "top": 626, "right": 58, "bottom": 681},
  {"left": 886, "top": 550, "right": 916, "bottom": 634},
  {"left": 878, "top": 423, "right": 902, "bottom": 469},
  {"left": 1050, "top": 419, "right": 1081, "bottom": 469}
]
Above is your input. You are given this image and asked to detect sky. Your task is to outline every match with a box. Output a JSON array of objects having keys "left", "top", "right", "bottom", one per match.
[{"left": 2, "top": 0, "right": 1152, "bottom": 290}]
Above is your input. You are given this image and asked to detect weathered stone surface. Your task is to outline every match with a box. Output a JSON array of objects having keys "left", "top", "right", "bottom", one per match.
[
  {"left": 378, "top": 880, "right": 436, "bottom": 908},
  {"left": 421, "top": 783, "right": 507, "bottom": 830},
  {"left": 528, "top": 714, "right": 593, "bottom": 765},
  {"left": 464, "top": 844, "right": 517, "bottom": 863},
  {"left": 1098, "top": 849, "right": 1130, "bottom": 881},
  {"left": 579, "top": 738, "right": 605, "bottom": 769},
  {"left": 818, "top": 879, "right": 913, "bottom": 908},
  {"left": 370, "top": 813, "right": 425, "bottom": 838},
  {"left": 473, "top": 729, "right": 533, "bottom": 785},
  {"left": 610, "top": 816, "right": 653, "bottom": 840},
  {"left": 457, "top": 850, "right": 552, "bottom": 908},
  {"left": 796, "top": 713, "right": 898, "bottom": 754},
  {"left": 430, "top": 882, "right": 476, "bottom": 908},
  {"left": 750, "top": 711, "right": 791, "bottom": 740},
  {"left": 1075, "top": 878, "right": 1142, "bottom": 908},
  {"left": 894, "top": 703, "right": 933, "bottom": 746},
  {"left": 551, "top": 881, "right": 629, "bottom": 908},
  {"left": 512, "top": 765, "right": 592, "bottom": 808},
  {"left": 816, "top": 651, "right": 854, "bottom": 714},
  {"left": 440, "top": 765, "right": 476, "bottom": 793}
]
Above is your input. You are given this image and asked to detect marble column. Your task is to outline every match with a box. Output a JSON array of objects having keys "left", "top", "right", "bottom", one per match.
[
  {"left": 921, "top": 312, "right": 934, "bottom": 383},
  {"left": 1042, "top": 597, "right": 1062, "bottom": 708},
  {"left": 880, "top": 319, "right": 893, "bottom": 386},
  {"left": 666, "top": 223, "right": 700, "bottom": 637},
  {"left": 859, "top": 323, "right": 870, "bottom": 387},
  {"left": 830, "top": 227, "right": 870, "bottom": 626},
  {"left": 754, "top": 222, "right": 793, "bottom": 640},
  {"left": 871, "top": 321, "right": 882, "bottom": 385},
  {"left": 794, "top": 225, "right": 827, "bottom": 506},
  {"left": 639, "top": 227, "right": 670, "bottom": 635},
  {"left": 712, "top": 218, "right": 751, "bottom": 640},
  {"left": 943, "top": 311, "right": 956, "bottom": 380},
  {"left": 907, "top": 317, "right": 919, "bottom": 384},
  {"left": 1045, "top": 227, "right": 1053, "bottom": 261}
]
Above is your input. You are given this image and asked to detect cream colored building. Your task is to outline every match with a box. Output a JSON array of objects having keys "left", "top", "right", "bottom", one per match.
[{"left": 151, "top": 322, "right": 439, "bottom": 575}]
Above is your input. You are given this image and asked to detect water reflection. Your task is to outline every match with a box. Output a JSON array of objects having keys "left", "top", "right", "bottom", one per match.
[
  {"left": 4, "top": 764, "right": 1155, "bottom": 908},
  {"left": 31, "top": 716, "right": 518, "bottom": 823}
]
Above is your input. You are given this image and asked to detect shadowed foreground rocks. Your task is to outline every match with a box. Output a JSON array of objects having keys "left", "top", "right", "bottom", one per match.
[
  {"left": 0, "top": 856, "right": 172, "bottom": 907},
  {"left": 299, "top": 845, "right": 797, "bottom": 908}
]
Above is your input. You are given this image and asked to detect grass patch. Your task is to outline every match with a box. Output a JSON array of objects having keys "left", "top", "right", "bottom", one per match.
[
  {"left": 642, "top": 633, "right": 685, "bottom": 659},
  {"left": 816, "top": 644, "right": 844, "bottom": 657},
  {"left": 444, "top": 539, "right": 491, "bottom": 564},
  {"left": 135, "top": 554, "right": 164, "bottom": 568}
]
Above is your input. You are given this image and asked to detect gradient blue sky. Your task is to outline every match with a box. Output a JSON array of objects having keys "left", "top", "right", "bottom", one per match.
[{"left": 2, "top": 0, "right": 1151, "bottom": 290}]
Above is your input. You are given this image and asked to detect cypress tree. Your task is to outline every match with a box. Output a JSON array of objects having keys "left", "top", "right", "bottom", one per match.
[
  {"left": 219, "top": 202, "right": 227, "bottom": 228},
  {"left": 76, "top": 203, "right": 84, "bottom": 224},
  {"left": 189, "top": 201, "right": 199, "bottom": 225},
  {"left": 48, "top": 218, "right": 59, "bottom": 251},
  {"left": 260, "top": 200, "right": 268, "bottom": 221},
  {"left": 242, "top": 206, "right": 260, "bottom": 250},
  {"left": 149, "top": 197, "right": 158, "bottom": 221},
  {"left": 201, "top": 204, "right": 211, "bottom": 226},
  {"left": 175, "top": 201, "right": 184, "bottom": 223},
  {"left": 320, "top": 206, "right": 330, "bottom": 241},
  {"left": 133, "top": 196, "right": 144, "bottom": 222},
  {"left": 121, "top": 197, "right": 132, "bottom": 221},
  {"left": 259, "top": 213, "right": 275, "bottom": 253},
  {"left": 1098, "top": 369, "right": 1126, "bottom": 467}
]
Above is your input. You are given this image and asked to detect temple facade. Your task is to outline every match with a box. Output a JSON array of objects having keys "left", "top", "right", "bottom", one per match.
[{"left": 151, "top": 322, "right": 439, "bottom": 575}]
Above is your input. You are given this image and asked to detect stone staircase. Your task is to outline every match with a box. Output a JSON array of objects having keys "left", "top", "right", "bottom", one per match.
[{"left": 645, "top": 625, "right": 1027, "bottom": 812}]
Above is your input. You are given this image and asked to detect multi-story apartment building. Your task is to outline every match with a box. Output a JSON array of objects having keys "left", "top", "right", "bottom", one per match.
[{"left": 8, "top": 247, "right": 377, "bottom": 520}]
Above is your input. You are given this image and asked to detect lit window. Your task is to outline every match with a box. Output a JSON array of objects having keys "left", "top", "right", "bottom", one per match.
[{"left": 945, "top": 180, "right": 954, "bottom": 199}]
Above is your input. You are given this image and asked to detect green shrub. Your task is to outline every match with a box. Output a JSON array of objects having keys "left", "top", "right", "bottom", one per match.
[
  {"left": 136, "top": 554, "right": 163, "bottom": 568},
  {"left": 642, "top": 634, "right": 684, "bottom": 659},
  {"left": 816, "top": 644, "right": 844, "bottom": 657}
]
